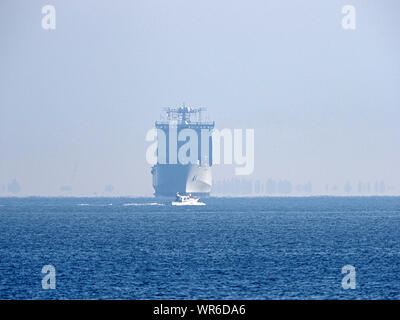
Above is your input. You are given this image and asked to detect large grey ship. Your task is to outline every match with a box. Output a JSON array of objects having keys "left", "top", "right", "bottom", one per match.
[{"left": 151, "top": 106, "right": 214, "bottom": 197}]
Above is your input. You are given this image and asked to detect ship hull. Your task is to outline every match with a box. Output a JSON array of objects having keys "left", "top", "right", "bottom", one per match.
[{"left": 152, "top": 164, "right": 212, "bottom": 197}]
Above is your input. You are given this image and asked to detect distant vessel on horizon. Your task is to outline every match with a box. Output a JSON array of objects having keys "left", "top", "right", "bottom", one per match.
[
  {"left": 171, "top": 192, "right": 205, "bottom": 206},
  {"left": 151, "top": 106, "right": 214, "bottom": 197}
]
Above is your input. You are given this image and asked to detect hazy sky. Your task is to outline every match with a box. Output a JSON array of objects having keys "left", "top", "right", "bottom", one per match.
[{"left": 1, "top": 0, "right": 399, "bottom": 196}]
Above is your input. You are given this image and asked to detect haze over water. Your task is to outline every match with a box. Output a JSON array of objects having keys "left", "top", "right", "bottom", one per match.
[{"left": 1, "top": 0, "right": 400, "bottom": 196}]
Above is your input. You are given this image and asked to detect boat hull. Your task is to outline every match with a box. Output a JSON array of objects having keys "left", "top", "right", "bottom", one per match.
[{"left": 152, "top": 163, "right": 212, "bottom": 197}]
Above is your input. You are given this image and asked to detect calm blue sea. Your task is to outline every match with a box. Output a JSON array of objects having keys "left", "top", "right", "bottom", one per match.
[{"left": 0, "top": 197, "right": 399, "bottom": 299}]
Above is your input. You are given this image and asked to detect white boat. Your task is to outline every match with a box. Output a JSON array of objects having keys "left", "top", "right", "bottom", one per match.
[{"left": 171, "top": 193, "right": 206, "bottom": 206}]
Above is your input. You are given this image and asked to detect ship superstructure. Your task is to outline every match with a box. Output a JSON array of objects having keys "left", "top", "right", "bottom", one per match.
[{"left": 151, "top": 106, "right": 214, "bottom": 197}]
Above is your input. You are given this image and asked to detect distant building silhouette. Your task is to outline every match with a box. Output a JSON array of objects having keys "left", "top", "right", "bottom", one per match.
[
  {"left": 379, "top": 181, "right": 385, "bottom": 194},
  {"left": 277, "top": 180, "right": 292, "bottom": 194},
  {"left": 303, "top": 181, "right": 312, "bottom": 193},
  {"left": 374, "top": 181, "right": 379, "bottom": 194},
  {"left": 212, "top": 178, "right": 253, "bottom": 195},
  {"left": 7, "top": 179, "right": 20, "bottom": 195},
  {"left": 105, "top": 185, "right": 114, "bottom": 193},
  {"left": 344, "top": 181, "right": 352, "bottom": 193},
  {"left": 265, "top": 179, "right": 277, "bottom": 194}
]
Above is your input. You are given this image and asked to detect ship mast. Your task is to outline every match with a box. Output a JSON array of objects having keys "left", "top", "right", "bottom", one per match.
[{"left": 161, "top": 105, "right": 208, "bottom": 125}]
